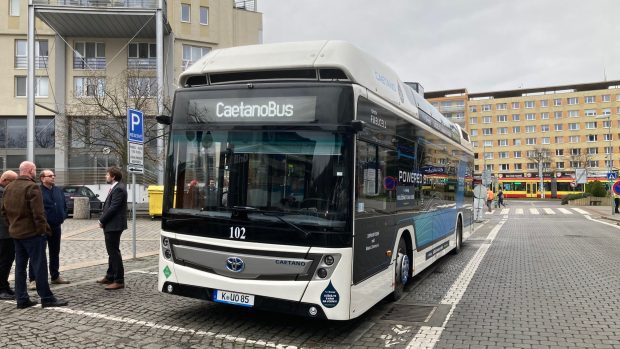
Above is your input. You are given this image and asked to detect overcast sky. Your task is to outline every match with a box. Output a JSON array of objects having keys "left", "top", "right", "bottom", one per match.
[{"left": 257, "top": 0, "right": 620, "bottom": 93}]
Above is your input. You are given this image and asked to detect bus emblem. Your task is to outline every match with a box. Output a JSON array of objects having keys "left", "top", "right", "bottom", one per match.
[{"left": 225, "top": 257, "right": 245, "bottom": 272}]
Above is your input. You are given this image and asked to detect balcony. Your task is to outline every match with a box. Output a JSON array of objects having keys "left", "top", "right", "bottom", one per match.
[
  {"left": 15, "top": 56, "right": 49, "bottom": 69},
  {"left": 128, "top": 57, "right": 156, "bottom": 70},
  {"left": 73, "top": 56, "right": 106, "bottom": 70},
  {"left": 32, "top": 0, "right": 170, "bottom": 38},
  {"left": 234, "top": 1, "right": 257, "bottom": 11}
]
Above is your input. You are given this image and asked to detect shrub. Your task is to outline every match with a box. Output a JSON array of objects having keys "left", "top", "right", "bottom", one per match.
[
  {"left": 561, "top": 192, "right": 589, "bottom": 205},
  {"left": 586, "top": 180, "right": 607, "bottom": 197}
]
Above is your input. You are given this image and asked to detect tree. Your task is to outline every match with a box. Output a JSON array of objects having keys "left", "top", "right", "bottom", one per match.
[
  {"left": 64, "top": 70, "right": 170, "bottom": 172},
  {"left": 527, "top": 147, "right": 553, "bottom": 198}
]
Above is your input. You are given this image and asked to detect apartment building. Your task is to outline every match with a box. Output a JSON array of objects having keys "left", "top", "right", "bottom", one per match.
[
  {"left": 428, "top": 80, "right": 620, "bottom": 191},
  {"left": 0, "top": 0, "right": 262, "bottom": 182}
]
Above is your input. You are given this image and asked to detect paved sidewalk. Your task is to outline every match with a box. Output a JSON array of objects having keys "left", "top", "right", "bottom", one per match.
[{"left": 9, "top": 217, "right": 161, "bottom": 281}]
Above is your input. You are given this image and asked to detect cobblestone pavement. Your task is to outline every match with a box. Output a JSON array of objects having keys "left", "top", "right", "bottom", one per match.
[{"left": 1, "top": 203, "right": 619, "bottom": 348}]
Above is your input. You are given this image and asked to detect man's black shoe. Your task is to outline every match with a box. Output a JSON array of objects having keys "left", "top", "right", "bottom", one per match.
[
  {"left": 16, "top": 300, "right": 38, "bottom": 309},
  {"left": 41, "top": 298, "right": 68, "bottom": 308},
  {"left": 0, "top": 291, "right": 15, "bottom": 300}
]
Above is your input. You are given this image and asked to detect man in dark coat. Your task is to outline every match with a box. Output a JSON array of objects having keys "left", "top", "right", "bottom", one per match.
[
  {"left": 0, "top": 161, "right": 68, "bottom": 309},
  {"left": 0, "top": 170, "right": 18, "bottom": 299},
  {"left": 28, "top": 169, "right": 70, "bottom": 290},
  {"left": 97, "top": 167, "right": 128, "bottom": 290}
]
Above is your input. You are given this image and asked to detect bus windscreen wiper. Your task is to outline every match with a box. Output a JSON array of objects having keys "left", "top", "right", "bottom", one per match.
[{"left": 260, "top": 211, "right": 311, "bottom": 239}]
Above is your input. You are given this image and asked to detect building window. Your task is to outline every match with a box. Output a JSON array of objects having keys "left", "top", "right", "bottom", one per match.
[
  {"left": 511, "top": 102, "right": 520, "bottom": 109},
  {"left": 128, "top": 43, "right": 156, "bottom": 69},
  {"left": 15, "top": 40, "right": 49, "bottom": 69},
  {"left": 500, "top": 164, "right": 510, "bottom": 171},
  {"left": 512, "top": 114, "right": 520, "bottom": 121},
  {"left": 484, "top": 152, "right": 493, "bottom": 160},
  {"left": 470, "top": 117, "right": 477, "bottom": 124},
  {"left": 497, "top": 115, "right": 507, "bottom": 122},
  {"left": 554, "top": 98, "right": 561, "bottom": 106},
  {"left": 514, "top": 163, "right": 522, "bottom": 170},
  {"left": 541, "top": 125, "right": 549, "bottom": 132},
  {"left": 602, "top": 95, "right": 611, "bottom": 102},
  {"left": 541, "top": 112, "right": 549, "bottom": 120},
  {"left": 542, "top": 137, "right": 550, "bottom": 144},
  {"left": 470, "top": 129, "right": 478, "bottom": 136},
  {"left": 554, "top": 111, "right": 562, "bottom": 119},
  {"left": 525, "top": 113, "right": 535, "bottom": 121},
  {"left": 483, "top": 140, "right": 493, "bottom": 147},
  {"left": 525, "top": 101, "right": 535, "bottom": 108},
  {"left": 15, "top": 76, "right": 48, "bottom": 97},
  {"left": 482, "top": 104, "right": 491, "bottom": 111},
  {"left": 482, "top": 128, "right": 493, "bottom": 135},
  {"left": 483, "top": 116, "right": 492, "bottom": 124},
  {"left": 587, "top": 146, "right": 598, "bottom": 153},
  {"left": 498, "top": 127, "right": 508, "bottom": 134},
  {"left": 525, "top": 125, "right": 536, "bottom": 133},
  {"left": 585, "top": 109, "right": 597, "bottom": 116},
  {"left": 585, "top": 122, "right": 596, "bottom": 129},
  {"left": 496, "top": 103, "right": 507, "bottom": 110},
  {"left": 182, "top": 44, "right": 211, "bottom": 69},
  {"left": 556, "top": 162, "right": 564, "bottom": 169},
  {"left": 499, "top": 152, "right": 508, "bottom": 159},
  {"left": 469, "top": 105, "right": 477, "bottom": 112},
  {"left": 569, "top": 135, "right": 580, "bottom": 143},
  {"left": 555, "top": 136, "right": 564, "bottom": 144},
  {"left": 588, "top": 160, "right": 599, "bottom": 168},
  {"left": 604, "top": 134, "right": 612, "bottom": 141},
  {"left": 568, "top": 123, "right": 579, "bottom": 130},
  {"left": 568, "top": 110, "right": 579, "bottom": 117},
  {"left": 9, "top": 0, "right": 19, "bottom": 16},
  {"left": 527, "top": 163, "right": 537, "bottom": 170},
  {"left": 567, "top": 97, "right": 578, "bottom": 105},
  {"left": 513, "top": 139, "right": 521, "bottom": 146},
  {"left": 74, "top": 42, "right": 105, "bottom": 69},
  {"left": 587, "top": 135, "right": 597, "bottom": 142},
  {"left": 603, "top": 108, "right": 611, "bottom": 115},
  {"left": 498, "top": 139, "right": 508, "bottom": 146},
  {"left": 554, "top": 124, "right": 563, "bottom": 131},
  {"left": 556, "top": 149, "right": 564, "bottom": 156},
  {"left": 526, "top": 138, "right": 536, "bottom": 145},
  {"left": 128, "top": 77, "right": 158, "bottom": 98},
  {"left": 514, "top": 151, "right": 522, "bottom": 158},
  {"left": 512, "top": 126, "right": 521, "bottom": 133},
  {"left": 74, "top": 77, "right": 105, "bottom": 97},
  {"left": 584, "top": 96, "right": 595, "bottom": 104},
  {"left": 540, "top": 100, "right": 548, "bottom": 107},
  {"left": 200, "top": 6, "right": 209, "bottom": 25},
  {"left": 181, "top": 3, "right": 191, "bottom": 22}
]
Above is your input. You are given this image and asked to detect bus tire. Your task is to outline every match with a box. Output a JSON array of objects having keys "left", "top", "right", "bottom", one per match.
[
  {"left": 451, "top": 218, "right": 463, "bottom": 255},
  {"left": 389, "top": 237, "right": 410, "bottom": 302}
]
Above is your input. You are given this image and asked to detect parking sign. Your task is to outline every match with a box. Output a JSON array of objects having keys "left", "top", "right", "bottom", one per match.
[{"left": 128, "top": 109, "right": 144, "bottom": 143}]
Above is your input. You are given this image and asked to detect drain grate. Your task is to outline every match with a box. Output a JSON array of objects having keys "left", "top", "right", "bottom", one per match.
[{"left": 380, "top": 304, "right": 436, "bottom": 322}]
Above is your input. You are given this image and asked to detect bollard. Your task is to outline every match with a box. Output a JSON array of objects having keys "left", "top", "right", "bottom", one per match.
[{"left": 73, "top": 197, "right": 90, "bottom": 219}]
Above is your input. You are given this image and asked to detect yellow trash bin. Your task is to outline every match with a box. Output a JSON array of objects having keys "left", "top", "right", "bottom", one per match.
[{"left": 148, "top": 185, "right": 165, "bottom": 218}]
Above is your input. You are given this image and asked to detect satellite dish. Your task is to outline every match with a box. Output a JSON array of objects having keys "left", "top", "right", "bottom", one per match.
[{"left": 102, "top": 147, "right": 111, "bottom": 155}]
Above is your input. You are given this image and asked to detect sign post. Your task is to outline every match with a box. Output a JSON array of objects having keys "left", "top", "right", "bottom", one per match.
[{"left": 127, "top": 108, "right": 144, "bottom": 259}]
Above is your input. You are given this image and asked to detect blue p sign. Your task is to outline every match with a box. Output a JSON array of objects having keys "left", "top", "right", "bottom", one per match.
[{"left": 128, "top": 109, "right": 144, "bottom": 143}]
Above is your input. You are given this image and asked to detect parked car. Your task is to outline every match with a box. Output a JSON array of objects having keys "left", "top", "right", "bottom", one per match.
[{"left": 61, "top": 186, "right": 103, "bottom": 216}]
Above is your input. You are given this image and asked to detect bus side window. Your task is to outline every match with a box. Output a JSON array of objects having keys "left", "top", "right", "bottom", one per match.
[{"left": 356, "top": 140, "right": 394, "bottom": 214}]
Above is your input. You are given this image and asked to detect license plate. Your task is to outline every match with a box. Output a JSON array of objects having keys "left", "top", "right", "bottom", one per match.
[{"left": 213, "top": 289, "right": 255, "bottom": 307}]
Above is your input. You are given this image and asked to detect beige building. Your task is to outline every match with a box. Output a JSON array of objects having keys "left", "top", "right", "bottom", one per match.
[
  {"left": 0, "top": 0, "right": 262, "bottom": 182},
  {"left": 428, "top": 80, "right": 620, "bottom": 195}
]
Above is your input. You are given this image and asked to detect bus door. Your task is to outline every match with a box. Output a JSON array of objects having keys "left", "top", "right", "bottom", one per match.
[{"left": 526, "top": 182, "right": 538, "bottom": 198}]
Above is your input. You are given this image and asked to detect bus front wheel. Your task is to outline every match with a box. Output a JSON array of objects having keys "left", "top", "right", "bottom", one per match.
[{"left": 390, "top": 237, "right": 410, "bottom": 301}]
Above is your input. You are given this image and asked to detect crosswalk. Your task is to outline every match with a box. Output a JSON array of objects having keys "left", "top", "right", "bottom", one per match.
[{"left": 484, "top": 207, "right": 591, "bottom": 215}]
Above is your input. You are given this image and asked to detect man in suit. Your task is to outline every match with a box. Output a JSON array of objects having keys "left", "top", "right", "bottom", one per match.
[
  {"left": 97, "top": 167, "right": 127, "bottom": 290},
  {"left": 0, "top": 170, "right": 18, "bottom": 300},
  {"left": 1, "top": 161, "right": 68, "bottom": 308}
]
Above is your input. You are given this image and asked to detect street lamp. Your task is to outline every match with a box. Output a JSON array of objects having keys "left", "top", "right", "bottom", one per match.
[
  {"left": 595, "top": 114, "right": 614, "bottom": 215},
  {"left": 536, "top": 151, "right": 545, "bottom": 199}
]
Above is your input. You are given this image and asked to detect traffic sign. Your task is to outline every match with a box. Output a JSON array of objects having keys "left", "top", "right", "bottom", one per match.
[
  {"left": 473, "top": 185, "right": 487, "bottom": 199},
  {"left": 128, "top": 141, "right": 144, "bottom": 166},
  {"left": 127, "top": 109, "right": 144, "bottom": 143},
  {"left": 128, "top": 164, "right": 144, "bottom": 174},
  {"left": 613, "top": 180, "right": 620, "bottom": 196},
  {"left": 608, "top": 172, "right": 617, "bottom": 180}
]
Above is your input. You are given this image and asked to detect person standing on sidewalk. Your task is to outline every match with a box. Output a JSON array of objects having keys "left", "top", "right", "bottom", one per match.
[
  {"left": 28, "top": 169, "right": 70, "bottom": 290},
  {"left": 0, "top": 170, "right": 18, "bottom": 300},
  {"left": 486, "top": 188, "right": 494, "bottom": 212},
  {"left": 97, "top": 167, "right": 127, "bottom": 291},
  {"left": 0, "top": 161, "right": 68, "bottom": 309}
]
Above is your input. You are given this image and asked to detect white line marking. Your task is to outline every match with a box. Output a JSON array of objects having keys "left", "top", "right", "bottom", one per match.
[
  {"left": 571, "top": 208, "right": 589, "bottom": 214},
  {"left": 500, "top": 208, "right": 509, "bottom": 215},
  {"left": 515, "top": 208, "right": 524, "bottom": 215},
  {"left": 406, "top": 219, "right": 506, "bottom": 349},
  {"left": 585, "top": 215, "right": 620, "bottom": 229},
  {"left": 529, "top": 208, "right": 539, "bottom": 215},
  {"left": 558, "top": 208, "right": 573, "bottom": 215},
  {"left": 543, "top": 208, "right": 555, "bottom": 214}
]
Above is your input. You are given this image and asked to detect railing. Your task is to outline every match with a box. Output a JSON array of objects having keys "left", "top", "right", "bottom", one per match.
[
  {"left": 33, "top": 0, "right": 159, "bottom": 9},
  {"left": 127, "top": 57, "right": 156, "bottom": 70},
  {"left": 234, "top": 0, "right": 256, "bottom": 11},
  {"left": 73, "top": 56, "right": 106, "bottom": 70},
  {"left": 15, "top": 56, "right": 49, "bottom": 69}
]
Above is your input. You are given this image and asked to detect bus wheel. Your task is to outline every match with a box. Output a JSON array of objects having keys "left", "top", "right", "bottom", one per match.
[
  {"left": 451, "top": 218, "right": 463, "bottom": 255},
  {"left": 390, "top": 237, "right": 410, "bottom": 302}
]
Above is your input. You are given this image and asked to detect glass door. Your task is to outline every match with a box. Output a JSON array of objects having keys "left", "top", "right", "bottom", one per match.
[{"left": 526, "top": 182, "right": 538, "bottom": 198}]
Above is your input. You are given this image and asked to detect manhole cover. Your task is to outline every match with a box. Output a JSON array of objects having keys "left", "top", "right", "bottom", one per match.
[{"left": 380, "top": 304, "right": 435, "bottom": 322}]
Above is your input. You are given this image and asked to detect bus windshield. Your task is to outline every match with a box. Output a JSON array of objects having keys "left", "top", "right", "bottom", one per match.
[{"left": 166, "top": 129, "right": 352, "bottom": 232}]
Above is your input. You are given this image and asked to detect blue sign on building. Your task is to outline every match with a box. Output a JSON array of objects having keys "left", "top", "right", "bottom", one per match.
[{"left": 128, "top": 108, "right": 144, "bottom": 143}]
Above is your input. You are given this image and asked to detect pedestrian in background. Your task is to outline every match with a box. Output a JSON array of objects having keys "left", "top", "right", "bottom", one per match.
[
  {"left": 28, "top": 169, "right": 70, "bottom": 290},
  {"left": 0, "top": 170, "right": 18, "bottom": 300},
  {"left": 486, "top": 188, "right": 494, "bottom": 212},
  {"left": 497, "top": 188, "right": 506, "bottom": 208},
  {"left": 97, "top": 167, "right": 127, "bottom": 291},
  {"left": 0, "top": 161, "right": 68, "bottom": 309}
]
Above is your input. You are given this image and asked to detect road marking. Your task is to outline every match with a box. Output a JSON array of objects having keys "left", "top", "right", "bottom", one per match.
[
  {"left": 558, "top": 208, "right": 573, "bottom": 214},
  {"left": 406, "top": 219, "right": 506, "bottom": 349},
  {"left": 529, "top": 208, "right": 539, "bottom": 214},
  {"left": 500, "top": 208, "right": 509, "bottom": 215},
  {"left": 515, "top": 208, "right": 524, "bottom": 214},
  {"left": 543, "top": 208, "right": 555, "bottom": 214},
  {"left": 571, "top": 208, "right": 589, "bottom": 214},
  {"left": 585, "top": 215, "right": 620, "bottom": 229}
]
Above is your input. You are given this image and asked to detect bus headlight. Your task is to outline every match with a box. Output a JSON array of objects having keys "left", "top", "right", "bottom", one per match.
[
  {"left": 308, "top": 306, "right": 318, "bottom": 316},
  {"left": 324, "top": 255, "right": 334, "bottom": 265},
  {"left": 162, "top": 237, "right": 170, "bottom": 248},
  {"left": 164, "top": 249, "right": 172, "bottom": 260},
  {"left": 317, "top": 268, "right": 328, "bottom": 279}
]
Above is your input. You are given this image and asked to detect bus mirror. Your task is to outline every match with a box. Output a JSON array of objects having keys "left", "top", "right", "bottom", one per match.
[
  {"left": 156, "top": 115, "right": 172, "bottom": 125},
  {"left": 350, "top": 120, "right": 365, "bottom": 133}
]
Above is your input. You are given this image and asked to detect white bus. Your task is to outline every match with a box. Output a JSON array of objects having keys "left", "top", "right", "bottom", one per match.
[{"left": 157, "top": 41, "right": 474, "bottom": 320}]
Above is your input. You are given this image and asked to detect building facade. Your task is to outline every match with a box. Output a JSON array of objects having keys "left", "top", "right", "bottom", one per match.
[
  {"left": 0, "top": 0, "right": 262, "bottom": 184},
  {"left": 429, "top": 80, "right": 620, "bottom": 197}
]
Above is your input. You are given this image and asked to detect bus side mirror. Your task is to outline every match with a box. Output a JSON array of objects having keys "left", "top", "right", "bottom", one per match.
[
  {"left": 156, "top": 115, "right": 171, "bottom": 125},
  {"left": 350, "top": 120, "right": 365, "bottom": 133}
]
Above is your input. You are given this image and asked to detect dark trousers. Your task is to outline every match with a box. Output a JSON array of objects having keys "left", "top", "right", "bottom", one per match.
[
  {"left": 615, "top": 198, "right": 620, "bottom": 213},
  {"left": 104, "top": 230, "right": 124, "bottom": 283},
  {"left": 0, "top": 238, "right": 15, "bottom": 292},
  {"left": 14, "top": 235, "right": 55, "bottom": 304},
  {"left": 28, "top": 224, "right": 61, "bottom": 281}
]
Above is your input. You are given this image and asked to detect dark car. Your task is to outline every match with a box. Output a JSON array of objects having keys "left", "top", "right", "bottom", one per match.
[{"left": 61, "top": 186, "right": 103, "bottom": 216}]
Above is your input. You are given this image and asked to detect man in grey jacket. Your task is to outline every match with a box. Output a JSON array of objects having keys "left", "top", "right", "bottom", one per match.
[{"left": 0, "top": 170, "right": 18, "bottom": 299}]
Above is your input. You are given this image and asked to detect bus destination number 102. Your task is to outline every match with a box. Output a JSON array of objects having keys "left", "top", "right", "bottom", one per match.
[{"left": 229, "top": 226, "right": 247, "bottom": 240}]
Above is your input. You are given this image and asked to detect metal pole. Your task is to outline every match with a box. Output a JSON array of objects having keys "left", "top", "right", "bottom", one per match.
[
  {"left": 538, "top": 152, "right": 544, "bottom": 199},
  {"left": 609, "top": 114, "right": 614, "bottom": 215},
  {"left": 132, "top": 173, "right": 137, "bottom": 258},
  {"left": 27, "top": 3, "right": 35, "bottom": 161}
]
